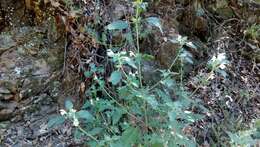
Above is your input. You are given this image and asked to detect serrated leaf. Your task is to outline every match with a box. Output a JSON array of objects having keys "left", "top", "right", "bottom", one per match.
[
  {"left": 106, "top": 20, "right": 129, "bottom": 30},
  {"left": 65, "top": 99, "right": 74, "bottom": 110},
  {"left": 84, "top": 71, "right": 92, "bottom": 78},
  {"left": 124, "top": 32, "right": 134, "bottom": 45},
  {"left": 123, "top": 57, "right": 137, "bottom": 69},
  {"left": 168, "top": 111, "right": 177, "bottom": 123},
  {"left": 120, "top": 127, "right": 140, "bottom": 146},
  {"left": 74, "top": 128, "right": 83, "bottom": 140},
  {"left": 110, "top": 71, "right": 122, "bottom": 85},
  {"left": 118, "top": 86, "right": 134, "bottom": 100},
  {"left": 107, "top": 49, "right": 115, "bottom": 57},
  {"left": 217, "top": 69, "right": 228, "bottom": 78},
  {"left": 88, "top": 127, "right": 103, "bottom": 136},
  {"left": 161, "top": 77, "right": 175, "bottom": 88},
  {"left": 144, "top": 95, "right": 158, "bottom": 109},
  {"left": 81, "top": 101, "right": 91, "bottom": 109},
  {"left": 48, "top": 116, "right": 65, "bottom": 128},
  {"left": 146, "top": 17, "right": 163, "bottom": 33},
  {"left": 112, "top": 108, "right": 125, "bottom": 125},
  {"left": 96, "top": 100, "right": 113, "bottom": 112},
  {"left": 185, "top": 41, "right": 197, "bottom": 49},
  {"left": 255, "top": 119, "right": 260, "bottom": 128},
  {"left": 76, "top": 110, "right": 94, "bottom": 121}
]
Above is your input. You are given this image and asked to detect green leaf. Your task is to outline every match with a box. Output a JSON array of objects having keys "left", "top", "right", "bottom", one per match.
[
  {"left": 74, "top": 128, "right": 83, "bottom": 140},
  {"left": 168, "top": 111, "right": 177, "bottom": 123},
  {"left": 85, "top": 26, "right": 100, "bottom": 42},
  {"left": 123, "top": 57, "right": 137, "bottom": 69},
  {"left": 47, "top": 116, "right": 65, "bottom": 128},
  {"left": 81, "top": 101, "right": 91, "bottom": 109},
  {"left": 124, "top": 32, "right": 134, "bottom": 45},
  {"left": 185, "top": 41, "right": 197, "bottom": 49},
  {"left": 95, "top": 100, "right": 113, "bottom": 112},
  {"left": 84, "top": 71, "right": 92, "bottom": 78},
  {"left": 65, "top": 99, "right": 74, "bottom": 110},
  {"left": 112, "top": 108, "right": 125, "bottom": 125},
  {"left": 142, "top": 54, "right": 155, "bottom": 61},
  {"left": 118, "top": 86, "right": 135, "bottom": 100},
  {"left": 120, "top": 127, "right": 140, "bottom": 146},
  {"left": 182, "top": 111, "right": 204, "bottom": 123},
  {"left": 146, "top": 17, "right": 163, "bottom": 33},
  {"left": 255, "top": 119, "right": 260, "bottom": 129},
  {"left": 144, "top": 95, "right": 158, "bottom": 110},
  {"left": 76, "top": 110, "right": 94, "bottom": 121},
  {"left": 88, "top": 127, "right": 103, "bottom": 136},
  {"left": 107, "top": 49, "right": 115, "bottom": 57},
  {"left": 106, "top": 20, "right": 129, "bottom": 30},
  {"left": 151, "top": 142, "right": 164, "bottom": 147},
  {"left": 161, "top": 77, "right": 175, "bottom": 88},
  {"left": 110, "top": 71, "right": 122, "bottom": 85},
  {"left": 180, "top": 50, "right": 194, "bottom": 64}
]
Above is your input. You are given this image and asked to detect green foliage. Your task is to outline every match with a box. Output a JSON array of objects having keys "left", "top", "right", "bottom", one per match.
[
  {"left": 76, "top": 110, "right": 94, "bottom": 121},
  {"left": 106, "top": 20, "right": 129, "bottom": 30},
  {"left": 245, "top": 24, "right": 260, "bottom": 40},
  {"left": 47, "top": 116, "right": 65, "bottom": 128},
  {"left": 65, "top": 99, "right": 74, "bottom": 110},
  {"left": 48, "top": 0, "right": 210, "bottom": 146},
  {"left": 227, "top": 119, "right": 260, "bottom": 146},
  {"left": 109, "top": 71, "right": 122, "bottom": 85},
  {"left": 116, "top": 127, "right": 141, "bottom": 147},
  {"left": 146, "top": 17, "right": 163, "bottom": 33}
]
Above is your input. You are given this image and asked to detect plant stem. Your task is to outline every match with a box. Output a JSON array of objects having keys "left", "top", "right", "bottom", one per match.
[
  {"left": 96, "top": 79, "right": 154, "bottom": 132},
  {"left": 78, "top": 125, "right": 98, "bottom": 142},
  {"left": 148, "top": 48, "right": 182, "bottom": 91},
  {"left": 180, "top": 59, "right": 183, "bottom": 88},
  {"left": 135, "top": 5, "right": 142, "bottom": 88},
  {"left": 189, "top": 70, "right": 214, "bottom": 98},
  {"left": 143, "top": 103, "right": 148, "bottom": 132},
  {"left": 169, "top": 48, "right": 182, "bottom": 70}
]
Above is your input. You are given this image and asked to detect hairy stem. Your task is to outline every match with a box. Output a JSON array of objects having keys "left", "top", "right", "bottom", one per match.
[
  {"left": 78, "top": 126, "right": 98, "bottom": 142},
  {"left": 135, "top": 4, "right": 142, "bottom": 88}
]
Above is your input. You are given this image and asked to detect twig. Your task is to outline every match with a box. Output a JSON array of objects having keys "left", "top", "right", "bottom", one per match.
[{"left": 62, "top": 32, "right": 68, "bottom": 75}]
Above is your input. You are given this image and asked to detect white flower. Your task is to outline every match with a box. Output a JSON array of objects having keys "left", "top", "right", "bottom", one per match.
[
  {"left": 73, "top": 119, "right": 79, "bottom": 127},
  {"left": 60, "top": 109, "right": 67, "bottom": 116},
  {"left": 70, "top": 109, "right": 77, "bottom": 113},
  {"left": 217, "top": 53, "right": 226, "bottom": 62},
  {"left": 208, "top": 53, "right": 229, "bottom": 70},
  {"left": 14, "top": 67, "right": 21, "bottom": 75},
  {"left": 219, "top": 64, "right": 226, "bottom": 69},
  {"left": 208, "top": 73, "right": 215, "bottom": 80}
]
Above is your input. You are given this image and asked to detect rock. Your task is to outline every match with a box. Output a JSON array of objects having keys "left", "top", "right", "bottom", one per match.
[
  {"left": 157, "top": 37, "right": 181, "bottom": 68},
  {"left": 110, "top": 4, "right": 128, "bottom": 21},
  {"left": 0, "top": 35, "right": 16, "bottom": 55},
  {"left": 0, "top": 87, "right": 11, "bottom": 94},
  {"left": 2, "top": 94, "right": 14, "bottom": 101},
  {"left": 0, "top": 6, "right": 5, "bottom": 31},
  {"left": 108, "top": 0, "right": 133, "bottom": 21},
  {"left": 0, "top": 81, "right": 17, "bottom": 94},
  {"left": 0, "top": 26, "right": 63, "bottom": 120},
  {"left": 0, "top": 0, "right": 34, "bottom": 30},
  {"left": 208, "top": 0, "right": 235, "bottom": 19},
  {"left": 176, "top": 5, "right": 209, "bottom": 40},
  {"left": 33, "top": 59, "right": 51, "bottom": 76},
  {"left": 0, "top": 101, "right": 17, "bottom": 121},
  {"left": 193, "top": 16, "right": 208, "bottom": 40},
  {"left": 0, "top": 109, "right": 13, "bottom": 121}
]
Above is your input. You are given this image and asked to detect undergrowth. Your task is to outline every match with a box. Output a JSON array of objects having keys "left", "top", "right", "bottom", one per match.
[{"left": 47, "top": 0, "right": 260, "bottom": 146}]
